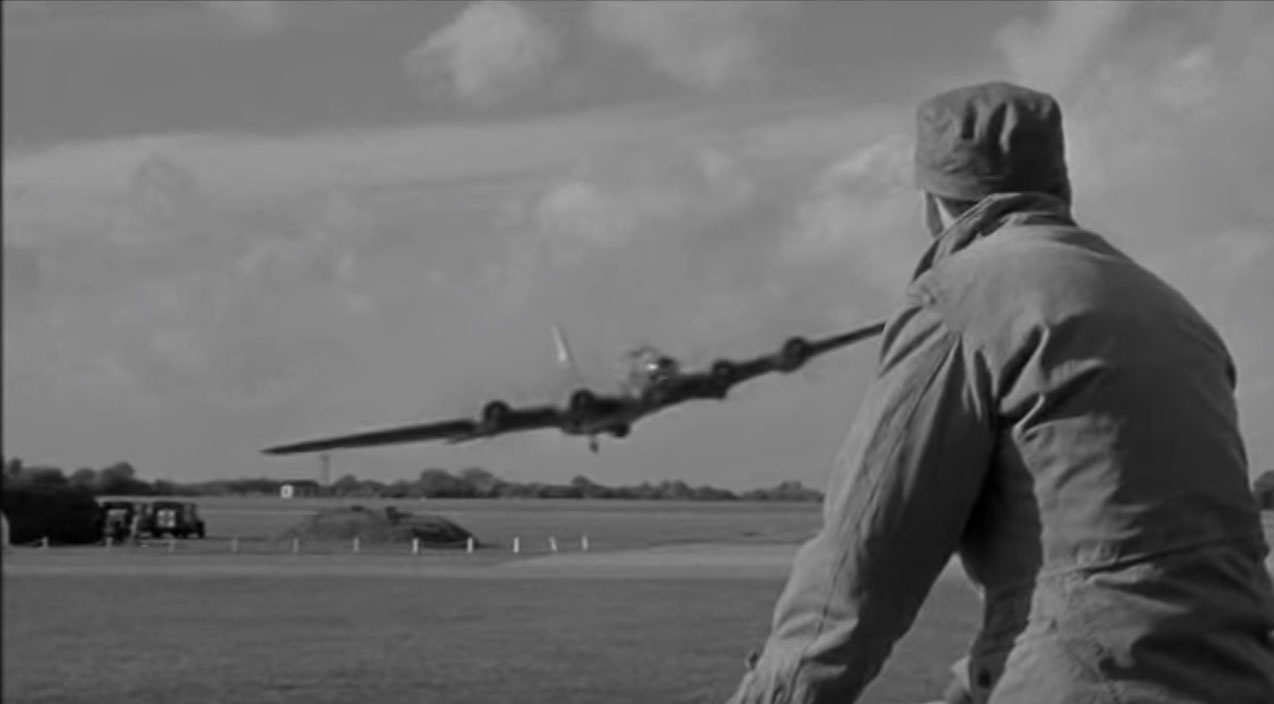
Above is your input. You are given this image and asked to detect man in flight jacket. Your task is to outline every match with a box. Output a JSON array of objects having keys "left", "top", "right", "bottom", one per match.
[{"left": 725, "top": 81, "right": 1274, "bottom": 704}]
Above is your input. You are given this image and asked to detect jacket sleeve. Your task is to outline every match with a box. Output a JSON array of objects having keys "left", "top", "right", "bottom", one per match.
[{"left": 726, "top": 298, "right": 995, "bottom": 704}]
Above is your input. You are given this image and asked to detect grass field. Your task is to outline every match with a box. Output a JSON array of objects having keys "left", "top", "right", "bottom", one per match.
[
  {"left": 2, "top": 573, "right": 979, "bottom": 704},
  {"left": 100, "top": 496, "right": 828, "bottom": 554},
  {"left": 5, "top": 500, "right": 1272, "bottom": 704}
]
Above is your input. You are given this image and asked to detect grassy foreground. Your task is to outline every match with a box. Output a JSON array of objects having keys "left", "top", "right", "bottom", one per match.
[
  {"left": 3, "top": 571, "right": 978, "bottom": 704},
  {"left": 7, "top": 504, "right": 1267, "bottom": 704}
]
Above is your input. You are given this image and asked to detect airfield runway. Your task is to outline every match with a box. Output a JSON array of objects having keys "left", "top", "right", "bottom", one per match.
[
  {"left": 3, "top": 542, "right": 985, "bottom": 584},
  {"left": 6, "top": 537, "right": 1272, "bottom": 581}
]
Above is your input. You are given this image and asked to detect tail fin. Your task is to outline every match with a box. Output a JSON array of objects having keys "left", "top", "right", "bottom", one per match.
[{"left": 552, "top": 323, "right": 587, "bottom": 388}]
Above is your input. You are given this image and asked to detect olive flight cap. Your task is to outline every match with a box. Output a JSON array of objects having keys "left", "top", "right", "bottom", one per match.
[{"left": 914, "top": 81, "right": 1070, "bottom": 202}]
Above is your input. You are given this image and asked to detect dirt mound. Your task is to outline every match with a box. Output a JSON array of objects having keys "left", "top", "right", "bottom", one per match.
[{"left": 280, "top": 506, "right": 477, "bottom": 548}]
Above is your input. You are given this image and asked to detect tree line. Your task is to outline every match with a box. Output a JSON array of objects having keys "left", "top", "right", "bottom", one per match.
[
  {"left": 6, "top": 458, "right": 1272, "bottom": 507},
  {"left": 1, "top": 458, "right": 825, "bottom": 502}
]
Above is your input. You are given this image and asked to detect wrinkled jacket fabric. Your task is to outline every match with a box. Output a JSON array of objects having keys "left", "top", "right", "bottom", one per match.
[{"left": 727, "top": 192, "right": 1274, "bottom": 704}]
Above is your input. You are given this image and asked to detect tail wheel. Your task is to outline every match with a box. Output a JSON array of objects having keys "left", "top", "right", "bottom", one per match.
[{"left": 779, "top": 338, "right": 812, "bottom": 372}]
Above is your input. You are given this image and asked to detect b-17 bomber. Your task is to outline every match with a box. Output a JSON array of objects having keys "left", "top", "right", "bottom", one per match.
[{"left": 262, "top": 320, "right": 886, "bottom": 455}]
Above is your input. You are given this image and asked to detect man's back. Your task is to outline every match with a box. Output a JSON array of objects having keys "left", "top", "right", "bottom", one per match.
[
  {"left": 725, "top": 82, "right": 1274, "bottom": 704},
  {"left": 921, "top": 195, "right": 1274, "bottom": 703}
]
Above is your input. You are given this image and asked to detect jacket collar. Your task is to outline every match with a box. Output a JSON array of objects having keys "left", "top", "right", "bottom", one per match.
[{"left": 912, "top": 191, "right": 1075, "bottom": 280}]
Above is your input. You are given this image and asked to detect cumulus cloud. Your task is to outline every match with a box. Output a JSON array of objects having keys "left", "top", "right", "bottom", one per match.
[
  {"left": 403, "top": 0, "right": 562, "bottom": 107},
  {"left": 995, "top": 1, "right": 1138, "bottom": 96},
  {"left": 107, "top": 152, "right": 207, "bottom": 246},
  {"left": 202, "top": 1, "right": 290, "bottom": 36},
  {"left": 6, "top": 3, "right": 1272, "bottom": 483},
  {"left": 534, "top": 138, "right": 756, "bottom": 251},
  {"left": 783, "top": 132, "right": 920, "bottom": 300},
  {"left": 2, "top": 244, "right": 44, "bottom": 313},
  {"left": 589, "top": 0, "right": 797, "bottom": 93}
]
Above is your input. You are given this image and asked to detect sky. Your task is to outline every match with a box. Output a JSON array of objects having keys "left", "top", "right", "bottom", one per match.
[{"left": 4, "top": 1, "right": 1273, "bottom": 490}]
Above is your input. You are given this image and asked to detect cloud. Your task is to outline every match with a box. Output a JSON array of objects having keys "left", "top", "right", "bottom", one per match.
[
  {"left": 995, "top": 1, "right": 1138, "bottom": 95},
  {"left": 6, "top": 3, "right": 1273, "bottom": 483},
  {"left": 783, "top": 132, "right": 920, "bottom": 299},
  {"left": 2, "top": 1, "right": 54, "bottom": 20},
  {"left": 107, "top": 152, "right": 208, "bottom": 246},
  {"left": 589, "top": 0, "right": 797, "bottom": 93},
  {"left": 2, "top": 243, "right": 44, "bottom": 313},
  {"left": 534, "top": 137, "right": 756, "bottom": 250},
  {"left": 403, "top": 0, "right": 562, "bottom": 107},
  {"left": 201, "top": 1, "right": 290, "bottom": 36}
]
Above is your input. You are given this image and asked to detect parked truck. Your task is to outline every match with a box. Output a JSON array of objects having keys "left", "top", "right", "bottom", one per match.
[{"left": 145, "top": 501, "right": 205, "bottom": 539}]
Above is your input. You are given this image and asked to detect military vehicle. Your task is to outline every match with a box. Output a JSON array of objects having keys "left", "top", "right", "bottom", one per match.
[{"left": 145, "top": 501, "right": 206, "bottom": 539}]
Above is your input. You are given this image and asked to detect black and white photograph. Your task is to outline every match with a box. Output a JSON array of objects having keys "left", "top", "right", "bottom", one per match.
[{"left": 4, "top": 2, "right": 1273, "bottom": 703}]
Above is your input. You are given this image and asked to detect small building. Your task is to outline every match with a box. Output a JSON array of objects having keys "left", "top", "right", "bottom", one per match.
[{"left": 280, "top": 480, "right": 321, "bottom": 500}]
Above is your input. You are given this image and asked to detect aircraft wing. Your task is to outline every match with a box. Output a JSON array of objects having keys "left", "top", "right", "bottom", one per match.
[
  {"left": 805, "top": 320, "right": 887, "bottom": 356},
  {"left": 261, "top": 404, "right": 571, "bottom": 455},
  {"left": 262, "top": 320, "right": 886, "bottom": 455},
  {"left": 627, "top": 319, "right": 887, "bottom": 413},
  {"left": 685, "top": 319, "right": 886, "bottom": 395},
  {"left": 261, "top": 418, "right": 480, "bottom": 455}
]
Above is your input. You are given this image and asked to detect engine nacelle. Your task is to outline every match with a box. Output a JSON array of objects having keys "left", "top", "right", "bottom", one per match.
[
  {"left": 569, "top": 389, "right": 598, "bottom": 415},
  {"left": 609, "top": 424, "right": 630, "bottom": 439},
  {"left": 778, "top": 337, "right": 813, "bottom": 372},
  {"left": 481, "top": 400, "right": 511, "bottom": 428},
  {"left": 711, "top": 360, "right": 736, "bottom": 386}
]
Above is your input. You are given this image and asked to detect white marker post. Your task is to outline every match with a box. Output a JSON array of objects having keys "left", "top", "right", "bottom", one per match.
[
  {"left": 231, "top": 537, "right": 239, "bottom": 554},
  {"left": 466, "top": 537, "right": 475, "bottom": 554},
  {"left": 41, "top": 536, "right": 49, "bottom": 549},
  {"left": 581, "top": 535, "right": 590, "bottom": 552},
  {"left": 167, "top": 537, "right": 176, "bottom": 554},
  {"left": 512, "top": 536, "right": 520, "bottom": 554},
  {"left": 549, "top": 536, "right": 558, "bottom": 553},
  {"left": 412, "top": 538, "right": 421, "bottom": 555},
  {"left": 292, "top": 537, "right": 300, "bottom": 555},
  {"left": 353, "top": 537, "right": 361, "bottom": 554}
]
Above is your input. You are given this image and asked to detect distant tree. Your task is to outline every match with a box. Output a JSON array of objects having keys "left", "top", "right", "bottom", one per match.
[
  {"left": 23, "top": 466, "right": 69, "bottom": 487},
  {"left": 332, "top": 474, "right": 362, "bottom": 497},
  {"left": 655, "top": 479, "right": 693, "bottom": 501},
  {"left": 691, "top": 485, "right": 738, "bottom": 501},
  {"left": 532, "top": 483, "right": 581, "bottom": 499},
  {"left": 741, "top": 480, "right": 823, "bottom": 503},
  {"left": 415, "top": 468, "right": 472, "bottom": 498},
  {"left": 382, "top": 479, "right": 412, "bottom": 499},
  {"left": 629, "top": 482, "right": 659, "bottom": 501},
  {"left": 224, "top": 478, "right": 280, "bottom": 496},
  {"left": 353, "top": 479, "right": 387, "bottom": 498},
  {"left": 69, "top": 467, "right": 98, "bottom": 491},
  {"left": 569, "top": 475, "right": 613, "bottom": 499},
  {"left": 460, "top": 467, "right": 499, "bottom": 497},
  {"left": 97, "top": 462, "right": 149, "bottom": 495}
]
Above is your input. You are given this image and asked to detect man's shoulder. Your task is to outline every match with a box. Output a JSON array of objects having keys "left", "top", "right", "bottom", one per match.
[
  {"left": 908, "top": 220, "right": 1210, "bottom": 349},
  {"left": 915, "top": 220, "right": 1145, "bottom": 307}
]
